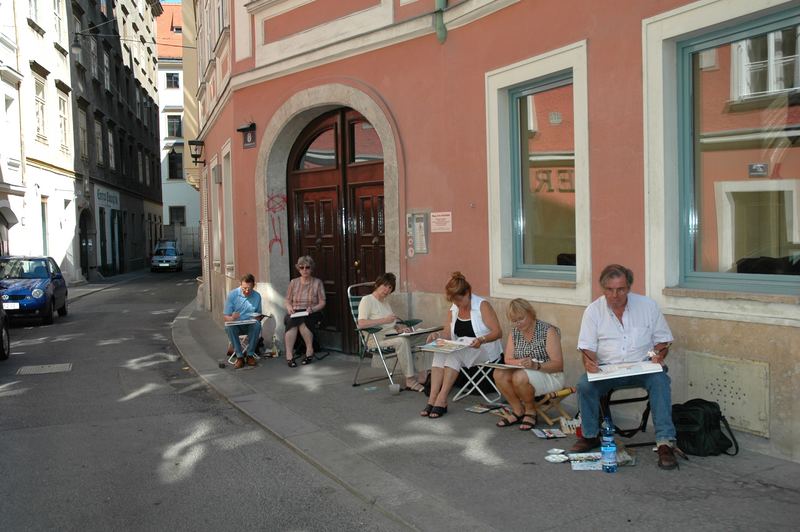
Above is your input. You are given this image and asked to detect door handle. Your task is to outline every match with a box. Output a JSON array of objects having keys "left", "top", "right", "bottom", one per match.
[
  {"left": 353, "top": 260, "right": 360, "bottom": 268},
  {"left": 315, "top": 238, "right": 322, "bottom": 245}
]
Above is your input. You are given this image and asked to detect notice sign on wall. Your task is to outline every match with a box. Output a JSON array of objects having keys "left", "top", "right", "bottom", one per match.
[{"left": 430, "top": 211, "right": 452, "bottom": 233}]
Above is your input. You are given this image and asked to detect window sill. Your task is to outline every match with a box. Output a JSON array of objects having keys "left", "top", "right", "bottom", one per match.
[
  {"left": 27, "top": 18, "right": 45, "bottom": 36},
  {"left": 53, "top": 42, "right": 67, "bottom": 56},
  {"left": 662, "top": 287, "right": 800, "bottom": 305},
  {"left": 499, "top": 277, "right": 576, "bottom": 289}
]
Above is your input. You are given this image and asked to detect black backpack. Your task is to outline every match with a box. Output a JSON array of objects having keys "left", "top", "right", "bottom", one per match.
[{"left": 672, "top": 399, "right": 739, "bottom": 456}]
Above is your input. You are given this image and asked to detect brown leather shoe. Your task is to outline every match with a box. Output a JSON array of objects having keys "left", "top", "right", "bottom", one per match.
[
  {"left": 657, "top": 444, "right": 678, "bottom": 470},
  {"left": 569, "top": 436, "right": 601, "bottom": 453},
  {"left": 246, "top": 356, "right": 257, "bottom": 367},
  {"left": 234, "top": 357, "right": 245, "bottom": 369}
]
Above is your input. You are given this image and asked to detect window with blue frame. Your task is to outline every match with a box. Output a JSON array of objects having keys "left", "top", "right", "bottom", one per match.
[
  {"left": 510, "top": 71, "right": 576, "bottom": 279},
  {"left": 679, "top": 10, "right": 800, "bottom": 293}
]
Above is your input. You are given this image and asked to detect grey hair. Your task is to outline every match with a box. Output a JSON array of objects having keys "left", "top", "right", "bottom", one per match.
[
  {"left": 598, "top": 264, "right": 633, "bottom": 288},
  {"left": 296, "top": 255, "right": 315, "bottom": 269}
]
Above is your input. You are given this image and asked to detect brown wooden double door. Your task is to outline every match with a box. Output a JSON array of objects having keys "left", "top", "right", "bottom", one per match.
[{"left": 287, "top": 108, "right": 385, "bottom": 353}]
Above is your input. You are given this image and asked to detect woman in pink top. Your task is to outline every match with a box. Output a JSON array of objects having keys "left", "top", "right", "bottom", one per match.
[{"left": 284, "top": 255, "right": 326, "bottom": 367}]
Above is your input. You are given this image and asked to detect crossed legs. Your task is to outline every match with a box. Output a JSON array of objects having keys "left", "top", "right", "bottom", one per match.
[{"left": 494, "top": 368, "right": 537, "bottom": 428}]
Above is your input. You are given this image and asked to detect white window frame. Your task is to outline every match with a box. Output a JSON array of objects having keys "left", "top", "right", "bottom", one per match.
[
  {"left": 731, "top": 27, "right": 800, "bottom": 100},
  {"left": 53, "top": 0, "right": 65, "bottom": 44},
  {"left": 138, "top": 149, "right": 143, "bottom": 182},
  {"left": 167, "top": 114, "right": 182, "bottom": 137},
  {"left": 57, "top": 91, "right": 68, "bottom": 152},
  {"left": 94, "top": 119, "right": 103, "bottom": 165},
  {"left": 34, "top": 74, "right": 46, "bottom": 141},
  {"left": 222, "top": 140, "right": 234, "bottom": 272},
  {"left": 166, "top": 72, "right": 180, "bottom": 89},
  {"left": 643, "top": 0, "right": 800, "bottom": 326},
  {"left": 29, "top": 0, "right": 39, "bottom": 21},
  {"left": 485, "top": 40, "right": 591, "bottom": 306},
  {"left": 103, "top": 51, "right": 111, "bottom": 91},
  {"left": 78, "top": 109, "right": 88, "bottom": 159},
  {"left": 89, "top": 37, "right": 99, "bottom": 79},
  {"left": 107, "top": 128, "right": 115, "bottom": 170}
]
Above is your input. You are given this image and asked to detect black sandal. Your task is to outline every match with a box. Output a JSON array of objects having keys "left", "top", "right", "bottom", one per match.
[
  {"left": 420, "top": 404, "right": 434, "bottom": 417},
  {"left": 287, "top": 359, "right": 297, "bottom": 368},
  {"left": 496, "top": 411, "right": 524, "bottom": 428},
  {"left": 301, "top": 356, "right": 314, "bottom": 365},
  {"left": 429, "top": 405, "right": 448, "bottom": 419},
  {"left": 519, "top": 413, "right": 537, "bottom": 431}
]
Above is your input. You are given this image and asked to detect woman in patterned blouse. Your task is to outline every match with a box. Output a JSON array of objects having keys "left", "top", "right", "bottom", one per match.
[
  {"left": 284, "top": 255, "right": 326, "bottom": 367},
  {"left": 493, "top": 298, "right": 565, "bottom": 430}
]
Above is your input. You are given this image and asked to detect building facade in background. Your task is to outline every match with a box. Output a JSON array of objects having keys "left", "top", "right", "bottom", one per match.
[
  {"left": 192, "top": 1, "right": 800, "bottom": 461},
  {"left": 2, "top": 0, "right": 80, "bottom": 280},
  {"left": 158, "top": 1, "right": 200, "bottom": 258},
  {"left": 71, "top": 0, "right": 164, "bottom": 278}
]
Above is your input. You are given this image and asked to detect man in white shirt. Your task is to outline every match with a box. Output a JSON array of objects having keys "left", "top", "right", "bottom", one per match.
[{"left": 572, "top": 264, "right": 678, "bottom": 469}]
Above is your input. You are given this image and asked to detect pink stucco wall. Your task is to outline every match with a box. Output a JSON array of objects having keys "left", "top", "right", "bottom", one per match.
[{"left": 206, "top": 0, "right": 721, "bottom": 297}]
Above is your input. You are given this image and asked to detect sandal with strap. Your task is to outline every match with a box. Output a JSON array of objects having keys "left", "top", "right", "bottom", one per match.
[
  {"left": 420, "top": 404, "right": 434, "bottom": 417},
  {"left": 429, "top": 405, "right": 448, "bottom": 419},
  {"left": 404, "top": 382, "right": 425, "bottom": 393},
  {"left": 301, "top": 356, "right": 314, "bottom": 365},
  {"left": 496, "top": 411, "right": 524, "bottom": 428},
  {"left": 287, "top": 359, "right": 298, "bottom": 368},
  {"left": 519, "top": 413, "right": 538, "bottom": 431}
]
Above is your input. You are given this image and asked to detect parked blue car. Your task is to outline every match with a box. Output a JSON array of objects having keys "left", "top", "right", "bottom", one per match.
[{"left": 0, "top": 256, "right": 68, "bottom": 325}]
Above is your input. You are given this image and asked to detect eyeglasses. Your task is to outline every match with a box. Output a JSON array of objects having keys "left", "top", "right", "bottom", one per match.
[{"left": 297, "top": 265, "right": 310, "bottom": 270}]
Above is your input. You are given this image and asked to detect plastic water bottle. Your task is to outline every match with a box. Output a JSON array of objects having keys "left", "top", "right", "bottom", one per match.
[
  {"left": 601, "top": 417, "right": 617, "bottom": 473},
  {"left": 271, "top": 334, "right": 280, "bottom": 358}
]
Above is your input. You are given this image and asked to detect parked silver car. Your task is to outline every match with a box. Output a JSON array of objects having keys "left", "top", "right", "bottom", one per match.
[{"left": 150, "top": 244, "right": 183, "bottom": 272}]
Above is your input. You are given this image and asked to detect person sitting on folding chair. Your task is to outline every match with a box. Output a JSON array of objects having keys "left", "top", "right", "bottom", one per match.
[
  {"left": 493, "top": 298, "right": 565, "bottom": 431},
  {"left": 420, "top": 272, "right": 503, "bottom": 419},
  {"left": 357, "top": 272, "right": 429, "bottom": 392},
  {"left": 223, "top": 273, "right": 265, "bottom": 369},
  {"left": 572, "top": 264, "right": 677, "bottom": 470},
  {"left": 283, "top": 255, "right": 326, "bottom": 367}
]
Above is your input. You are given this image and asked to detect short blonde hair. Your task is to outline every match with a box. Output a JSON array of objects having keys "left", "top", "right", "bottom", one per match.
[{"left": 507, "top": 298, "right": 536, "bottom": 323}]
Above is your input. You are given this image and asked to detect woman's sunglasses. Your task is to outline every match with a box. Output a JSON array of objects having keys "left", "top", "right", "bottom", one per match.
[{"left": 297, "top": 265, "right": 310, "bottom": 270}]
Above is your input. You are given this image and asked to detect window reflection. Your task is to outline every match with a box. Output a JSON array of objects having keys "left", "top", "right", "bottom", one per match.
[
  {"left": 691, "top": 22, "right": 800, "bottom": 276},
  {"left": 298, "top": 128, "right": 336, "bottom": 170},
  {"left": 349, "top": 121, "right": 383, "bottom": 164},
  {"left": 516, "top": 79, "right": 576, "bottom": 268}
]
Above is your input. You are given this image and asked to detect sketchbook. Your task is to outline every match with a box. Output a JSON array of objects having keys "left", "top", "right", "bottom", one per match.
[
  {"left": 419, "top": 336, "right": 475, "bottom": 353},
  {"left": 384, "top": 326, "right": 443, "bottom": 338},
  {"left": 290, "top": 310, "right": 310, "bottom": 318},
  {"left": 586, "top": 361, "right": 663, "bottom": 382},
  {"left": 225, "top": 318, "right": 258, "bottom": 327}
]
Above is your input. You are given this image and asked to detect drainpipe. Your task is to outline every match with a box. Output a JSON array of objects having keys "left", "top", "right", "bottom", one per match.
[{"left": 434, "top": 0, "right": 448, "bottom": 44}]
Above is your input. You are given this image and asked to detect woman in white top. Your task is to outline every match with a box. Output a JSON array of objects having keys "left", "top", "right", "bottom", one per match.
[
  {"left": 357, "top": 273, "right": 429, "bottom": 391},
  {"left": 421, "top": 272, "right": 503, "bottom": 419}
]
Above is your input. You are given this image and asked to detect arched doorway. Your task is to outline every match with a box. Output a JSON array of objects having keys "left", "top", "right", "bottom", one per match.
[{"left": 286, "top": 108, "right": 385, "bottom": 353}]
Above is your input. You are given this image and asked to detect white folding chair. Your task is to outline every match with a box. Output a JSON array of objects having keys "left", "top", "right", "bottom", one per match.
[
  {"left": 452, "top": 360, "right": 503, "bottom": 403},
  {"left": 226, "top": 316, "right": 271, "bottom": 365},
  {"left": 349, "top": 283, "right": 399, "bottom": 387}
]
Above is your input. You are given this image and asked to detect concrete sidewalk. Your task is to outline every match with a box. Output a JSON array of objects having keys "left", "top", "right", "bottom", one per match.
[{"left": 171, "top": 301, "right": 800, "bottom": 531}]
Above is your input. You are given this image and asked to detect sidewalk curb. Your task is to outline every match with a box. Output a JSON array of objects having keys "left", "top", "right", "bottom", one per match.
[{"left": 171, "top": 301, "right": 494, "bottom": 532}]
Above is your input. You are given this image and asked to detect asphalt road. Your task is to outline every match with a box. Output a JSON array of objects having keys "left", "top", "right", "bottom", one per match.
[{"left": 0, "top": 266, "right": 404, "bottom": 532}]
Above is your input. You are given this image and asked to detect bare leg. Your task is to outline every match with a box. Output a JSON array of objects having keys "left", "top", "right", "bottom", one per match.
[
  {"left": 284, "top": 326, "right": 298, "bottom": 361},
  {"left": 511, "top": 370, "right": 537, "bottom": 412},
  {"left": 298, "top": 323, "right": 314, "bottom": 357},
  {"left": 494, "top": 369, "right": 523, "bottom": 416},
  {"left": 433, "top": 367, "right": 460, "bottom": 408}
]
